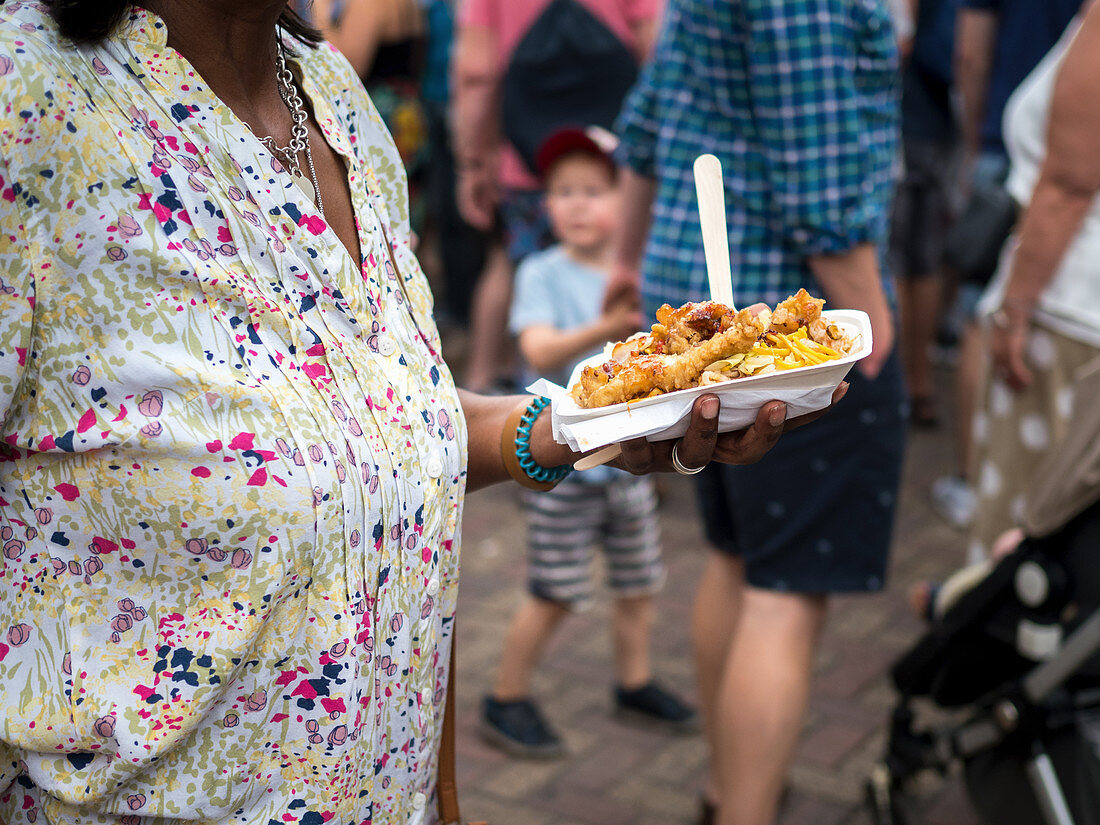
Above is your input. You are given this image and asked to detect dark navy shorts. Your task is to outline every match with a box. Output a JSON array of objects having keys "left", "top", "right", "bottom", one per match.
[{"left": 694, "top": 350, "right": 907, "bottom": 594}]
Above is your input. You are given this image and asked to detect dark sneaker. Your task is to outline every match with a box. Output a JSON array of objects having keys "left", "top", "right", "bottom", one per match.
[
  {"left": 480, "top": 696, "right": 566, "bottom": 759},
  {"left": 613, "top": 680, "right": 699, "bottom": 733}
]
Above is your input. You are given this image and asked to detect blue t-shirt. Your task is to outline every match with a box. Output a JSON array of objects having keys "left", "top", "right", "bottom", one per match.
[
  {"left": 510, "top": 245, "right": 622, "bottom": 484},
  {"left": 962, "top": 0, "right": 1082, "bottom": 153},
  {"left": 510, "top": 245, "right": 611, "bottom": 386}
]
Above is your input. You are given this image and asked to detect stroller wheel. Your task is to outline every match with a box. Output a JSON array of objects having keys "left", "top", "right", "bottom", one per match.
[{"left": 866, "top": 764, "right": 909, "bottom": 825}]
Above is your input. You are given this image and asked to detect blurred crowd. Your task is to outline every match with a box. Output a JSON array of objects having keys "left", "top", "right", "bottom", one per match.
[{"left": 301, "top": 1, "right": 1100, "bottom": 824}]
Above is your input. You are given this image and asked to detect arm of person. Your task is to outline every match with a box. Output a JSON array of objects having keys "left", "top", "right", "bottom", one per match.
[
  {"left": 320, "top": 0, "right": 384, "bottom": 78},
  {"left": 459, "top": 388, "right": 845, "bottom": 492},
  {"left": 604, "top": 32, "right": 664, "bottom": 312},
  {"left": 992, "top": 5, "right": 1100, "bottom": 389},
  {"left": 742, "top": 0, "right": 898, "bottom": 378},
  {"left": 517, "top": 303, "right": 643, "bottom": 374},
  {"left": 450, "top": 17, "right": 501, "bottom": 229},
  {"left": 955, "top": 3, "right": 999, "bottom": 158},
  {"left": 809, "top": 245, "right": 894, "bottom": 379},
  {"left": 629, "top": 18, "right": 658, "bottom": 61},
  {"left": 888, "top": 0, "right": 916, "bottom": 59},
  {"left": 604, "top": 168, "right": 657, "bottom": 312},
  {"left": 625, "top": 0, "right": 661, "bottom": 60},
  {"left": 322, "top": 0, "right": 425, "bottom": 78},
  {"left": 900, "top": 0, "right": 919, "bottom": 58}
]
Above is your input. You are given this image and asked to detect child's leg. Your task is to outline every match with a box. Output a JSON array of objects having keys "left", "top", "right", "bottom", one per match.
[
  {"left": 603, "top": 476, "right": 695, "bottom": 728},
  {"left": 611, "top": 593, "right": 654, "bottom": 690},
  {"left": 603, "top": 476, "right": 663, "bottom": 689},
  {"left": 492, "top": 482, "right": 600, "bottom": 699},
  {"left": 491, "top": 596, "right": 570, "bottom": 701}
]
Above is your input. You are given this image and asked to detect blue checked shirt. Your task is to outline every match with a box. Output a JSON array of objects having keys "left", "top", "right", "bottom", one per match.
[{"left": 616, "top": 0, "right": 901, "bottom": 316}]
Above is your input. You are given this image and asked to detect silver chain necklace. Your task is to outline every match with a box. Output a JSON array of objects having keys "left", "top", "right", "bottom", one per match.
[{"left": 246, "top": 41, "right": 325, "bottom": 218}]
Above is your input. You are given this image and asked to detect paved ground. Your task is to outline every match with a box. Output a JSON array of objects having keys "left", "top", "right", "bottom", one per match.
[{"left": 448, "top": 367, "right": 985, "bottom": 825}]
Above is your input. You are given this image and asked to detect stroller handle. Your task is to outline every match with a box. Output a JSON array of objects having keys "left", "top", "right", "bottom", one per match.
[{"left": 1024, "top": 608, "right": 1100, "bottom": 703}]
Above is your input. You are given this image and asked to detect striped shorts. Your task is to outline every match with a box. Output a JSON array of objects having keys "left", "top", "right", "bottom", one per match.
[{"left": 522, "top": 474, "right": 664, "bottom": 609}]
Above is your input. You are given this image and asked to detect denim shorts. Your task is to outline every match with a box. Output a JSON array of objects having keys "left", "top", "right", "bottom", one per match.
[{"left": 694, "top": 350, "right": 907, "bottom": 593}]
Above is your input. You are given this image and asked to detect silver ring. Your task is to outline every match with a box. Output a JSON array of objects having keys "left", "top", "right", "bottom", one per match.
[{"left": 671, "top": 441, "right": 706, "bottom": 475}]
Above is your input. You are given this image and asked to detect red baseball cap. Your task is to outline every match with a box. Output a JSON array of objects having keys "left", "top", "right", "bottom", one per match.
[{"left": 535, "top": 126, "right": 618, "bottom": 182}]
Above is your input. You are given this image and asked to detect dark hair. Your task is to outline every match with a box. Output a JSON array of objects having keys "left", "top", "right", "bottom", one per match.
[{"left": 43, "top": 1, "right": 323, "bottom": 47}]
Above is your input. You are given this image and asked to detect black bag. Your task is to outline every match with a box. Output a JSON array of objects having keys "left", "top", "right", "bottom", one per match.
[
  {"left": 943, "top": 182, "right": 1019, "bottom": 285},
  {"left": 501, "top": 0, "right": 638, "bottom": 175}
]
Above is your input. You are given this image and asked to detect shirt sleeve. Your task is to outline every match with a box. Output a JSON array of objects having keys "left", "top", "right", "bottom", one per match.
[
  {"left": 508, "top": 254, "right": 558, "bottom": 336},
  {"left": 0, "top": 156, "right": 34, "bottom": 432},
  {"left": 740, "top": 0, "right": 899, "bottom": 257}
]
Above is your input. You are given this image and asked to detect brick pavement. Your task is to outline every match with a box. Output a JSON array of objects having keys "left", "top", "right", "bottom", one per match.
[{"left": 451, "top": 401, "right": 985, "bottom": 825}]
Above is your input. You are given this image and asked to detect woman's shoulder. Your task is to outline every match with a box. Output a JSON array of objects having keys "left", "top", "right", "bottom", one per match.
[{"left": 295, "top": 37, "right": 367, "bottom": 99}]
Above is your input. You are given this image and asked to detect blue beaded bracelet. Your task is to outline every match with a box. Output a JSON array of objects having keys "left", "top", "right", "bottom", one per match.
[{"left": 514, "top": 396, "right": 572, "bottom": 485}]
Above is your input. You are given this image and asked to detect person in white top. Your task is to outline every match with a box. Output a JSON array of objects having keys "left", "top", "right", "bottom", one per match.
[{"left": 969, "top": 0, "right": 1100, "bottom": 559}]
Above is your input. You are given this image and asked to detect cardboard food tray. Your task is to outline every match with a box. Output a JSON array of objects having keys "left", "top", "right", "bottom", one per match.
[{"left": 528, "top": 310, "right": 872, "bottom": 453}]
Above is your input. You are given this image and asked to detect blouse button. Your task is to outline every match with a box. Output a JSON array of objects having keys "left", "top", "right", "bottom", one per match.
[
  {"left": 412, "top": 792, "right": 426, "bottom": 810},
  {"left": 378, "top": 336, "right": 397, "bottom": 357},
  {"left": 426, "top": 456, "right": 444, "bottom": 478},
  {"left": 427, "top": 577, "right": 440, "bottom": 597}
]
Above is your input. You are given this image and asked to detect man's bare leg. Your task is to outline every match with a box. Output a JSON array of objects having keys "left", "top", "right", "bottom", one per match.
[
  {"left": 691, "top": 552, "right": 745, "bottom": 808},
  {"left": 715, "top": 588, "right": 828, "bottom": 825}
]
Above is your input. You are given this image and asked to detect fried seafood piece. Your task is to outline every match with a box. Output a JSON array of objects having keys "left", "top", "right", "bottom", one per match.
[
  {"left": 769, "top": 288, "right": 825, "bottom": 334},
  {"left": 572, "top": 307, "right": 766, "bottom": 408},
  {"left": 806, "top": 317, "right": 855, "bottom": 353},
  {"left": 650, "top": 300, "right": 733, "bottom": 354}
]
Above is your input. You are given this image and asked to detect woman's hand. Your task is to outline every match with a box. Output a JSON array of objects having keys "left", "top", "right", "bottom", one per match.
[
  {"left": 526, "top": 383, "right": 850, "bottom": 479},
  {"left": 611, "top": 383, "right": 848, "bottom": 474}
]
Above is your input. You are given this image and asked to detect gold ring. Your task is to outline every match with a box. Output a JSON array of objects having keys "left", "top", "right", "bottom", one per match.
[{"left": 671, "top": 441, "right": 706, "bottom": 476}]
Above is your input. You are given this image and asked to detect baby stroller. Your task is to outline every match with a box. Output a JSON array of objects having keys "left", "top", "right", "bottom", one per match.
[{"left": 868, "top": 385, "right": 1100, "bottom": 825}]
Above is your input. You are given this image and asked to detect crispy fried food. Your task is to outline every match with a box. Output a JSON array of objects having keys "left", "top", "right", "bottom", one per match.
[
  {"left": 769, "top": 288, "right": 825, "bottom": 334},
  {"left": 651, "top": 300, "right": 733, "bottom": 354},
  {"left": 571, "top": 306, "right": 765, "bottom": 408},
  {"left": 568, "top": 289, "right": 854, "bottom": 409}
]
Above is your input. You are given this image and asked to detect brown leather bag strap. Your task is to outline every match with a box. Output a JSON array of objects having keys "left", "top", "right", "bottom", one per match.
[
  {"left": 436, "top": 634, "right": 488, "bottom": 825},
  {"left": 436, "top": 636, "right": 461, "bottom": 825}
]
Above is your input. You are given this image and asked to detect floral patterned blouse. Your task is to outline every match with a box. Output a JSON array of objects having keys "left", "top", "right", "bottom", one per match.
[{"left": 0, "top": 4, "right": 466, "bottom": 825}]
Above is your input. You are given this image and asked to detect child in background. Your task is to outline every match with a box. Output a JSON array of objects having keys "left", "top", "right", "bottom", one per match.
[{"left": 481, "top": 129, "right": 698, "bottom": 757}]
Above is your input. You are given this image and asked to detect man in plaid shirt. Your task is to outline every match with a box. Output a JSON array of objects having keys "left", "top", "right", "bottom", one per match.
[{"left": 610, "top": 3, "right": 905, "bottom": 824}]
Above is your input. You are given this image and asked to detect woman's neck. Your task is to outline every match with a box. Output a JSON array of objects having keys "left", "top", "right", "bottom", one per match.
[{"left": 137, "top": 1, "right": 287, "bottom": 108}]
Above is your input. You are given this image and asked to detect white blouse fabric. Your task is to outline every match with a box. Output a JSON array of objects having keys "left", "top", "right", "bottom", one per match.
[{"left": 0, "top": 4, "right": 465, "bottom": 824}]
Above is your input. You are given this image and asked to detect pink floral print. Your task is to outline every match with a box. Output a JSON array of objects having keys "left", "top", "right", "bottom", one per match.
[{"left": 0, "top": 5, "right": 465, "bottom": 825}]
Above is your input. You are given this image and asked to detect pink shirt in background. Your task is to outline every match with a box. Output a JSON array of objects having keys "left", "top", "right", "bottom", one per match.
[{"left": 458, "top": 0, "right": 659, "bottom": 190}]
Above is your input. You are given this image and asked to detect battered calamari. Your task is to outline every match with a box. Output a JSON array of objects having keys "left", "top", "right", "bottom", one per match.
[
  {"left": 571, "top": 305, "right": 765, "bottom": 408},
  {"left": 570, "top": 289, "right": 844, "bottom": 409}
]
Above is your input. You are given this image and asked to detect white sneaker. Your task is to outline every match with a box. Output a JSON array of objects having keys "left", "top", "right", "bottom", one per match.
[{"left": 930, "top": 475, "right": 976, "bottom": 530}]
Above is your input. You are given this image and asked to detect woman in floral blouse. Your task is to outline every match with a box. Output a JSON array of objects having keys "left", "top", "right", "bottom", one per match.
[{"left": 0, "top": 2, "right": 830, "bottom": 824}]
